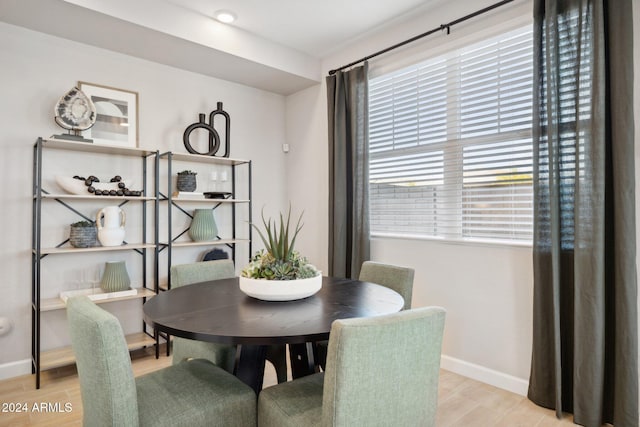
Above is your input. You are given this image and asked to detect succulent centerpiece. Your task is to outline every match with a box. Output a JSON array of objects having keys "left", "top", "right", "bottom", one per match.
[{"left": 240, "top": 207, "right": 321, "bottom": 301}]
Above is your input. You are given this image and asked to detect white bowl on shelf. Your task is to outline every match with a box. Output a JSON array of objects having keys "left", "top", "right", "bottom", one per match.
[{"left": 55, "top": 176, "right": 134, "bottom": 195}]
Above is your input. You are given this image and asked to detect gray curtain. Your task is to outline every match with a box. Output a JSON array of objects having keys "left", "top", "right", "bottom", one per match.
[
  {"left": 327, "top": 63, "right": 370, "bottom": 279},
  {"left": 528, "top": 1, "right": 638, "bottom": 426}
]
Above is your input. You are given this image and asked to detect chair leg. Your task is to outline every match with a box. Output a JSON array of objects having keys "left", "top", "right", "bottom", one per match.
[
  {"left": 314, "top": 341, "right": 327, "bottom": 371},
  {"left": 266, "top": 344, "right": 288, "bottom": 383}
]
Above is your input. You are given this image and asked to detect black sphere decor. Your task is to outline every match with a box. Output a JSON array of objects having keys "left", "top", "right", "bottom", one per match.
[{"left": 71, "top": 175, "right": 142, "bottom": 197}]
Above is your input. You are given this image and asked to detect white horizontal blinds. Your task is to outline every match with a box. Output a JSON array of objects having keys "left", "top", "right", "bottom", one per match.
[
  {"left": 369, "top": 25, "right": 534, "bottom": 241},
  {"left": 460, "top": 29, "right": 533, "bottom": 240}
]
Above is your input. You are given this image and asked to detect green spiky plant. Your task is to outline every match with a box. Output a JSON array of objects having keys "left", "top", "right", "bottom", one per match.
[{"left": 241, "top": 206, "right": 318, "bottom": 280}]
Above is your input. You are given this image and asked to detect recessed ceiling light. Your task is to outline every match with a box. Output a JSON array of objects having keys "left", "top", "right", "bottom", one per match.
[{"left": 214, "top": 10, "right": 237, "bottom": 24}]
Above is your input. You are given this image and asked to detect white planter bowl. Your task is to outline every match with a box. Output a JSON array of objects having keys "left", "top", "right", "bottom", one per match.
[{"left": 239, "top": 274, "right": 322, "bottom": 301}]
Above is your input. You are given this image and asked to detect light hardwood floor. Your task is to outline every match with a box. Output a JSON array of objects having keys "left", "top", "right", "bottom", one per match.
[{"left": 0, "top": 347, "right": 575, "bottom": 426}]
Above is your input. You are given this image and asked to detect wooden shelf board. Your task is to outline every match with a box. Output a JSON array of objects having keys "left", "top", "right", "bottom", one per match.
[
  {"left": 164, "top": 239, "right": 250, "bottom": 248},
  {"left": 40, "top": 332, "right": 156, "bottom": 370},
  {"left": 165, "top": 198, "right": 250, "bottom": 204},
  {"left": 160, "top": 151, "right": 249, "bottom": 165},
  {"left": 38, "top": 243, "right": 156, "bottom": 255},
  {"left": 41, "top": 138, "right": 156, "bottom": 157},
  {"left": 39, "top": 193, "right": 156, "bottom": 201},
  {"left": 40, "top": 288, "right": 156, "bottom": 312}
]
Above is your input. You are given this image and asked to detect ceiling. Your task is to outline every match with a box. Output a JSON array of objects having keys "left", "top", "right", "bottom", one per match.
[
  {"left": 0, "top": 0, "right": 442, "bottom": 94},
  {"left": 165, "top": 0, "right": 439, "bottom": 58}
]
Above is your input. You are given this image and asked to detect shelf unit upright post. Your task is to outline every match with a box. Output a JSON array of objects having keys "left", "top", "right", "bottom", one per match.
[
  {"left": 31, "top": 137, "right": 160, "bottom": 389},
  {"left": 231, "top": 159, "right": 253, "bottom": 263},
  {"left": 31, "top": 139, "right": 42, "bottom": 387}
]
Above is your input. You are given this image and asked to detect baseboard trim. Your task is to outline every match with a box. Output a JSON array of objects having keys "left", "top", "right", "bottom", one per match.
[
  {"left": 0, "top": 359, "right": 31, "bottom": 381},
  {"left": 1, "top": 353, "right": 530, "bottom": 395},
  {"left": 441, "top": 355, "right": 529, "bottom": 396}
]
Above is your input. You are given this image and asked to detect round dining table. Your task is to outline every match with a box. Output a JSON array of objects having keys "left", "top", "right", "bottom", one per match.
[{"left": 143, "top": 276, "right": 404, "bottom": 393}]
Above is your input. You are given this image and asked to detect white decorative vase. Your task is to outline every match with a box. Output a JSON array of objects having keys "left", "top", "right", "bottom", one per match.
[
  {"left": 96, "top": 206, "right": 126, "bottom": 246},
  {"left": 239, "top": 274, "right": 322, "bottom": 301}
]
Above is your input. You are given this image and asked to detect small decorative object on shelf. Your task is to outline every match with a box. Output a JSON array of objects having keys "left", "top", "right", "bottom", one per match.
[
  {"left": 203, "top": 191, "right": 232, "bottom": 199},
  {"left": 176, "top": 170, "right": 197, "bottom": 192},
  {"left": 55, "top": 175, "right": 141, "bottom": 196},
  {"left": 52, "top": 86, "right": 96, "bottom": 143},
  {"left": 96, "top": 206, "right": 126, "bottom": 246},
  {"left": 69, "top": 220, "right": 97, "bottom": 248},
  {"left": 203, "top": 248, "right": 229, "bottom": 261},
  {"left": 182, "top": 102, "right": 230, "bottom": 157},
  {"left": 78, "top": 175, "right": 141, "bottom": 197},
  {"left": 188, "top": 209, "right": 218, "bottom": 242},
  {"left": 240, "top": 206, "right": 321, "bottom": 301},
  {"left": 100, "top": 261, "right": 131, "bottom": 292}
]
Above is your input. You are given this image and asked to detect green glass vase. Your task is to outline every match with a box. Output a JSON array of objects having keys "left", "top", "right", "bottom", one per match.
[{"left": 188, "top": 209, "right": 218, "bottom": 241}]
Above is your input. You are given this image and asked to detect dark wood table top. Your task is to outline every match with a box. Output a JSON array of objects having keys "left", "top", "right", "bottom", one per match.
[{"left": 143, "top": 276, "right": 405, "bottom": 345}]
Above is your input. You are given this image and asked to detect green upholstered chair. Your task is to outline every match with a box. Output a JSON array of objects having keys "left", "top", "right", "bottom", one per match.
[
  {"left": 170, "top": 259, "right": 288, "bottom": 383},
  {"left": 169, "top": 260, "right": 237, "bottom": 372},
  {"left": 316, "top": 261, "right": 415, "bottom": 369},
  {"left": 359, "top": 261, "right": 415, "bottom": 310},
  {"left": 67, "top": 296, "right": 256, "bottom": 427},
  {"left": 258, "top": 306, "right": 446, "bottom": 427}
]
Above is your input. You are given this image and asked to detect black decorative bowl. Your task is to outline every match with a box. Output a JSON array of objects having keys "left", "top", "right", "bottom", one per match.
[{"left": 203, "top": 192, "right": 232, "bottom": 199}]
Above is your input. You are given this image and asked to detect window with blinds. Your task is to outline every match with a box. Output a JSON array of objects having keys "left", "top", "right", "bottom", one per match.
[{"left": 369, "top": 25, "right": 534, "bottom": 243}]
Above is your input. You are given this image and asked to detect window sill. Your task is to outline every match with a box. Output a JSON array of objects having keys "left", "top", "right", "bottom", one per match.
[{"left": 370, "top": 232, "right": 532, "bottom": 249}]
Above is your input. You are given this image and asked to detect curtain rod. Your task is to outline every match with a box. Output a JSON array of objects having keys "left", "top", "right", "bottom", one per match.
[{"left": 328, "top": 0, "right": 516, "bottom": 75}]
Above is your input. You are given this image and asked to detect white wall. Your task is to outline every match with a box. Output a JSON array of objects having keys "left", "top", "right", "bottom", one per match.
[
  {"left": 284, "top": 85, "right": 327, "bottom": 272},
  {"left": 286, "top": 0, "right": 640, "bottom": 396},
  {"left": 0, "top": 21, "right": 289, "bottom": 377}
]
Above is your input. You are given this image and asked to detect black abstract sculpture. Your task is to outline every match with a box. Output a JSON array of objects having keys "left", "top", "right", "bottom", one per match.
[{"left": 183, "top": 102, "right": 230, "bottom": 157}]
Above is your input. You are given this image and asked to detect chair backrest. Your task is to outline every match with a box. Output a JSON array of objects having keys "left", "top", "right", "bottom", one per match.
[
  {"left": 170, "top": 259, "right": 235, "bottom": 288},
  {"left": 359, "top": 261, "right": 415, "bottom": 310},
  {"left": 322, "top": 306, "right": 446, "bottom": 427},
  {"left": 67, "top": 296, "right": 139, "bottom": 427},
  {"left": 169, "top": 259, "right": 237, "bottom": 369}
]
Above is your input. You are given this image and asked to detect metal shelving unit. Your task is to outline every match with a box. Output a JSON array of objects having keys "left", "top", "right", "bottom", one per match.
[
  {"left": 158, "top": 151, "right": 252, "bottom": 290},
  {"left": 31, "top": 137, "right": 160, "bottom": 389}
]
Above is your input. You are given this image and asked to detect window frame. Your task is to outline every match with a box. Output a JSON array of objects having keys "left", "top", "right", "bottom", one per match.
[{"left": 368, "top": 21, "right": 534, "bottom": 246}]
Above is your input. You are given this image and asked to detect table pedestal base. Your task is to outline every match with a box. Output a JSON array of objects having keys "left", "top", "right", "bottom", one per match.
[
  {"left": 234, "top": 343, "right": 319, "bottom": 394},
  {"left": 234, "top": 345, "right": 267, "bottom": 394},
  {"left": 289, "top": 342, "right": 319, "bottom": 379}
]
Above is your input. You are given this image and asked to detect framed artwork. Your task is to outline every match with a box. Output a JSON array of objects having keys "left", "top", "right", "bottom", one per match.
[{"left": 78, "top": 82, "right": 138, "bottom": 147}]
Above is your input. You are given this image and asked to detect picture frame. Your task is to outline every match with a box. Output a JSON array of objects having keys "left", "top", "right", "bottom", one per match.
[{"left": 78, "top": 82, "right": 138, "bottom": 147}]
